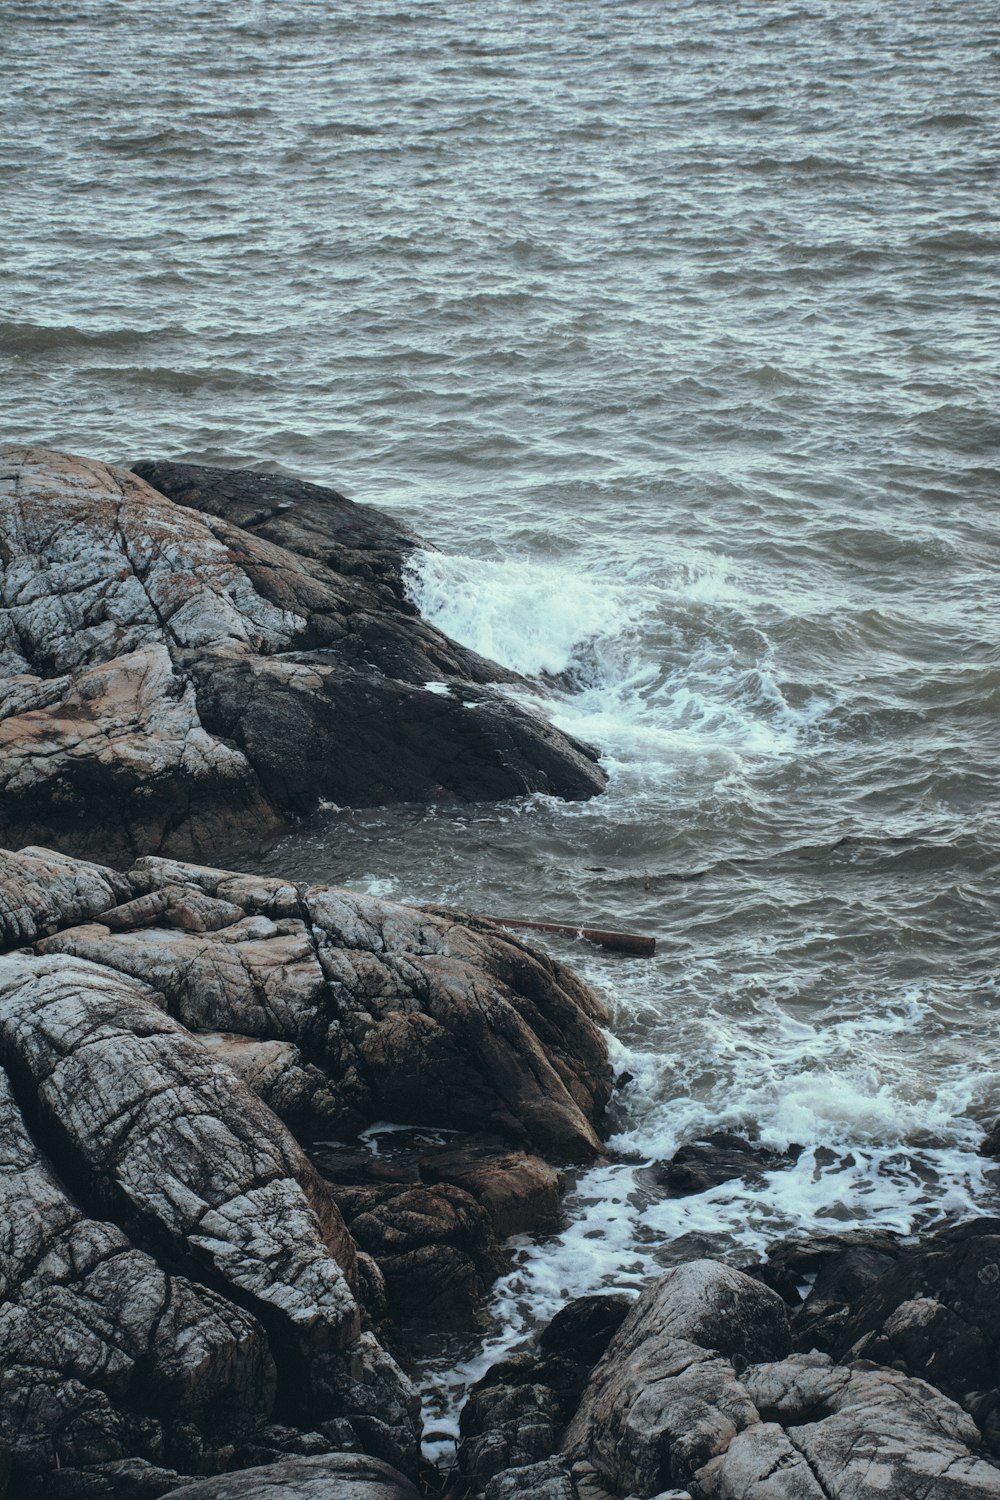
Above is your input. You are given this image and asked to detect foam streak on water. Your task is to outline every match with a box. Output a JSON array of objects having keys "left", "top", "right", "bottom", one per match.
[{"left": 4, "top": 0, "right": 1000, "bottom": 1461}]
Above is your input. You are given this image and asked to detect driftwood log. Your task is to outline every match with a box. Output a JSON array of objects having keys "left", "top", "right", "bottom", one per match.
[{"left": 485, "top": 916, "right": 656, "bottom": 957}]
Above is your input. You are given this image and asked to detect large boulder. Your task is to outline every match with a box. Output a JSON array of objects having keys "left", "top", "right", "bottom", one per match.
[
  {"left": 0, "top": 446, "right": 604, "bottom": 864},
  {"left": 563, "top": 1261, "right": 791, "bottom": 1495},
  {"left": 0, "top": 842, "right": 613, "bottom": 1494},
  {"left": 539, "top": 1259, "right": 1000, "bottom": 1500},
  {"left": 696, "top": 1351, "right": 1000, "bottom": 1500},
  {"left": 21, "top": 848, "right": 610, "bottom": 1160}
]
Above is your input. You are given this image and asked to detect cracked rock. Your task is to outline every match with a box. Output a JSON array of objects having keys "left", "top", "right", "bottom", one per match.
[
  {"left": 564, "top": 1261, "right": 791, "bottom": 1494},
  {"left": 0, "top": 446, "right": 605, "bottom": 864},
  {"left": 30, "top": 851, "right": 611, "bottom": 1160}
]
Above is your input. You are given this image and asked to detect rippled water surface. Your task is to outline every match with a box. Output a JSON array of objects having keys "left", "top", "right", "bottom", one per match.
[{"left": 4, "top": 0, "right": 1000, "bottom": 1455}]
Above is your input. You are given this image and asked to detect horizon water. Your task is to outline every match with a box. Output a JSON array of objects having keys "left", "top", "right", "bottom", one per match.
[{"left": 3, "top": 0, "right": 999, "bottom": 1462}]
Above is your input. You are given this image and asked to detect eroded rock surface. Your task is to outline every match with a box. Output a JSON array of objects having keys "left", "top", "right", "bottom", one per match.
[
  {"left": 0, "top": 446, "right": 605, "bottom": 863},
  {"left": 0, "top": 943, "right": 428, "bottom": 1492},
  {"left": 163, "top": 1452, "right": 420, "bottom": 1499},
  {"left": 0, "top": 843, "right": 614, "bottom": 1497},
  {"left": 25, "top": 849, "right": 610, "bottom": 1159},
  {"left": 697, "top": 1351, "right": 1000, "bottom": 1500},
  {"left": 564, "top": 1262, "right": 790, "bottom": 1496}
]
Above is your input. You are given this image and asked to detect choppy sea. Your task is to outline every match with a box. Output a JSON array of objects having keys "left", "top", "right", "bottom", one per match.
[{"left": 4, "top": 0, "right": 999, "bottom": 1459}]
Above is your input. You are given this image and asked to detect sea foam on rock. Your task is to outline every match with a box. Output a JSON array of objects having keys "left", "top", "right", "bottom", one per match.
[{"left": 0, "top": 446, "right": 605, "bottom": 864}]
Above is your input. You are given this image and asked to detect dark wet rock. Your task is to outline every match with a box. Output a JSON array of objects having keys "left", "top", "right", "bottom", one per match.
[
  {"left": 564, "top": 1261, "right": 791, "bottom": 1494},
  {"left": 333, "top": 1181, "right": 506, "bottom": 1331},
  {"left": 312, "top": 1141, "right": 561, "bottom": 1331},
  {"left": 129, "top": 460, "right": 422, "bottom": 596},
  {"left": 460, "top": 1382, "right": 563, "bottom": 1490},
  {"left": 538, "top": 1293, "right": 634, "bottom": 1368},
  {"left": 30, "top": 851, "right": 610, "bottom": 1160},
  {"left": 834, "top": 1217, "right": 1000, "bottom": 1450},
  {"left": 312, "top": 1137, "right": 561, "bottom": 1241},
  {"left": 162, "top": 1452, "right": 421, "bottom": 1498},
  {"left": 751, "top": 1228, "right": 907, "bottom": 1351},
  {"left": 418, "top": 1142, "right": 562, "bottom": 1239},
  {"left": 18, "top": 1458, "right": 190, "bottom": 1499},
  {"left": 651, "top": 1133, "right": 802, "bottom": 1198},
  {"left": 454, "top": 1295, "right": 633, "bottom": 1494},
  {"left": 0, "top": 446, "right": 605, "bottom": 864}
]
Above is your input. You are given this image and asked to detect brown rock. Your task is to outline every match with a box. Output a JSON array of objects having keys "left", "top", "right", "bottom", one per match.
[{"left": 0, "top": 446, "right": 605, "bottom": 864}]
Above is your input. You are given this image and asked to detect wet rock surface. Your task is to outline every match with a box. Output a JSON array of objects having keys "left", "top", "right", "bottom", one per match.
[
  {"left": 0, "top": 446, "right": 605, "bottom": 864},
  {"left": 651, "top": 1133, "right": 803, "bottom": 1199},
  {"left": 0, "top": 843, "right": 613, "bottom": 1499},
  {"left": 458, "top": 1261, "right": 1000, "bottom": 1500}
]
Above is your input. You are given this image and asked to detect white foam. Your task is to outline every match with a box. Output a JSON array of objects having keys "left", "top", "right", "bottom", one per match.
[
  {"left": 406, "top": 549, "right": 647, "bottom": 680},
  {"left": 406, "top": 548, "right": 818, "bottom": 793}
]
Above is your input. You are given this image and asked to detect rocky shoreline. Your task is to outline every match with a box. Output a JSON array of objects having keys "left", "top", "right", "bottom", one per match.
[{"left": 2, "top": 448, "right": 1000, "bottom": 1500}]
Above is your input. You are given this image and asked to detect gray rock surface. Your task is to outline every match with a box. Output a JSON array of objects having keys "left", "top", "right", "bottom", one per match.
[
  {"left": 0, "top": 1059, "right": 273, "bottom": 1489},
  {"left": 161, "top": 1452, "right": 420, "bottom": 1498},
  {"left": 695, "top": 1351, "right": 1000, "bottom": 1499},
  {"left": 27, "top": 850, "right": 610, "bottom": 1159},
  {"left": 538, "top": 1261, "right": 1000, "bottom": 1500},
  {"left": 0, "top": 842, "right": 615, "bottom": 1496},
  {"left": 564, "top": 1261, "right": 791, "bottom": 1494},
  {"left": 0, "top": 446, "right": 604, "bottom": 863},
  {"left": 0, "top": 940, "right": 422, "bottom": 1495}
]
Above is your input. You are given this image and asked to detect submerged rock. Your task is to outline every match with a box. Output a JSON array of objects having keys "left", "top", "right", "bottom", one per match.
[
  {"left": 0, "top": 446, "right": 605, "bottom": 864},
  {"left": 651, "top": 1133, "right": 803, "bottom": 1199}
]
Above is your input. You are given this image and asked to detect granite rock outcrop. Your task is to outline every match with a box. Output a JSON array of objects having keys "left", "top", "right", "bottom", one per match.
[
  {"left": 457, "top": 1259, "right": 1000, "bottom": 1500},
  {"left": 0, "top": 843, "right": 612, "bottom": 1499},
  {"left": 0, "top": 447, "right": 605, "bottom": 864}
]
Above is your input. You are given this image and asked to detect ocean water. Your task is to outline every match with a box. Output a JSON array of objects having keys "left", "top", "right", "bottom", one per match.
[{"left": 4, "top": 0, "right": 999, "bottom": 1459}]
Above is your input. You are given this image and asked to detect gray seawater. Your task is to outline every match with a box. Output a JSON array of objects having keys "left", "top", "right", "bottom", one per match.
[{"left": 4, "top": 0, "right": 1000, "bottom": 1456}]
